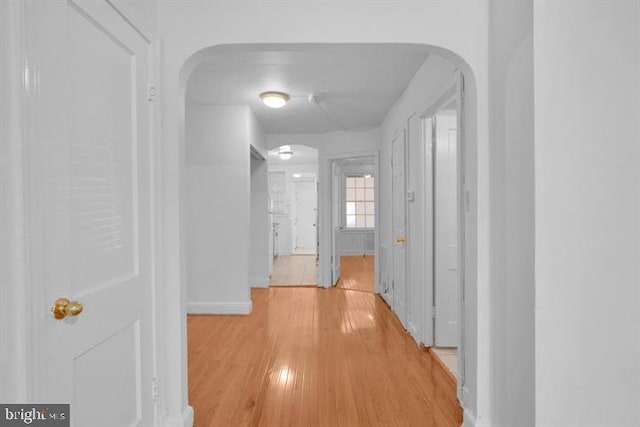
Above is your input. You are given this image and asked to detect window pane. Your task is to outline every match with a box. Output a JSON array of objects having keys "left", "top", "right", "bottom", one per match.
[
  {"left": 365, "top": 188, "right": 374, "bottom": 201},
  {"left": 365, "top": 202, "right": 375, "bottom": 215},
  {"left": 345, "top": 175, "right": 375, "bottom": 229},
  {"left": 365, "top": 177, "right": 375, "bottom": 188},
  {"left": 365, "top": 215, "right": 375, "bottom": 228}
]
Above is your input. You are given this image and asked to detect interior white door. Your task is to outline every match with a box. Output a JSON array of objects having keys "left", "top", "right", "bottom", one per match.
[
  {"left": 294, "top": 181, "right": 317, "bottom": 250},
  {"left": 392, "top": 130, "right": 408, "bottom": 326},
  {"left": 26, "top": 1, "right": 155, "bottom": 426},
  {"left": 434, "top": 112, "right": 460, "bottom": 347}
]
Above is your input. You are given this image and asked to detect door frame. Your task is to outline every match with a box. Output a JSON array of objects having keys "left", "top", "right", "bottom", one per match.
[
  {"left": 320, "top": 150, "right": 380, "bottom": 291},
  {"left": 0, "top": 0, "right": 162, "bottom": 421},
  {"left": 410, "top": 70, "right": 466, "bottom": 395},
  {"left": 390, "top": 128, "right": 408, "bottom": 321},
  {"left": 0, "top": 0, "right": 31, "bottom": 402}
]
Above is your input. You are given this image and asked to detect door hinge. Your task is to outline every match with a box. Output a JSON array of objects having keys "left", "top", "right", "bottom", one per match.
[
  {"left": 152, "top": 378, "right": 159, "bottom": 401},
  {"left": 432, "top": 306, "right": 437, "bottom": 318},
  {"left": 148, "top": 85, "right": 156, "bottom": 102}
]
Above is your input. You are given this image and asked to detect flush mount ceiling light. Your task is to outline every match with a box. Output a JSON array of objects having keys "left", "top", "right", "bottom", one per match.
[
  {"left": 260, "top": 91, "right": 290, "bottom": 109},
  {"left": 292, "top": 173, "right": 302, "bottom": 178},
  {"left": 278, "top": 145, "right": 293, "bottom": 160}
]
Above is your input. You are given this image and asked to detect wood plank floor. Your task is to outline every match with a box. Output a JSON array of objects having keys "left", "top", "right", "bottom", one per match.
[
  {"left": 188, "top": 287, "right": 462, "bottom": 426},
  {"left": 336, "top": 255, "right": 375, "bottom": 293}
]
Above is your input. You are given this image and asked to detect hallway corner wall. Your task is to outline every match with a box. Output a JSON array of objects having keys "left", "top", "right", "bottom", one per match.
[
  {"left": 487, "top": 0, "right": 535, "bottom": 425},
  {"left": 185, "top": 104, "right": 252, "bottom": 314},
  {"left": 249, "top": 112, "right": 270, "bottom": 287},
  {"left": 534, "top": 2, "right": 640, "bottom": 425}
]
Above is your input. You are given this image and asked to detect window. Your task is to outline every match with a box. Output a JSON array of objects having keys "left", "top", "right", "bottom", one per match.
[{"left": 345, "top": 175, "right": 375, "bottom": 228}]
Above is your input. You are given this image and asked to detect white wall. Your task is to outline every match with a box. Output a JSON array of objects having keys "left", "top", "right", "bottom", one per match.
[
  {"left": 267, "top": 128, "right": 381, "bottom": 155},
  {"left": 487, "top": 1, "right": 535, "bottom": 425},
  {"left": 250, "top": 156, "right": 269, "bottom": 286},
  {"left": 534, "top": 2, "right": 640, "bottom": 426},
  {"left": 249, "top": 112, "right": 270, "bottom": 287},
  {"left": 185, "top": 105, "right": 252, "bottom": 314},
  {"left": 159, "top": 2, "right": 490, "bottom": 425},
  {"left": 338, "top": 231, "right": 375, "bottom": 255}
]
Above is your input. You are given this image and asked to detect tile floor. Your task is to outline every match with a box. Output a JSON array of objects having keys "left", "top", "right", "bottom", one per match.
[{"left": 269, "top": 255, "right": 318, "bottom": 286}]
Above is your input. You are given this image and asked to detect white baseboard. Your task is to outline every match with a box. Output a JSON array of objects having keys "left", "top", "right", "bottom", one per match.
[
  {"left": 463, "top": 408, "right": 478, "bottom": 427},
  {"left": 339, "top": 250, "right": 375, "bottom": 256},
  {"left": 250, "top": 277, "right": 270, "bottom": 288},
  {"left": 406, "top": 321, "right": 420, "bottom": 344},
  {"left": 186, "top": 301, "right": 252, "bottom": 315},
  {"left": 163, "top": 405, "right": 194, "bottom": 427},
  {"left": 463, "top": 407, "right": 495, "bottom": 427}
]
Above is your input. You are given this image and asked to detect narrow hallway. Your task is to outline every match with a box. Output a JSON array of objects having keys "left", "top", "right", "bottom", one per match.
[{"left": 187, "top": 286, "right": 462, "bottom": 426}]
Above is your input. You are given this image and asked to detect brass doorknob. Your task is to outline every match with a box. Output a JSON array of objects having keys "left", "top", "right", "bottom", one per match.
[
  {"left": 51, "top": 298, "right": 83, "bottom": 320},
  {"left": 395, "top": 237, "right": 406, "bottom": 243}
]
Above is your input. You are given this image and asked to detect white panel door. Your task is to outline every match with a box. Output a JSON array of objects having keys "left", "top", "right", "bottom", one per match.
[
  {"left": 25, "top": 1, "right": 154, "bottom": 426},
  {"left": 434, "top": 113, "right": 459, "bottom": 347},
  {"left": 391, "top": 130, "right": 408, "bottom": 326},
  {"left": 293, "top": 181, "right": 317, "bottom": 250}
]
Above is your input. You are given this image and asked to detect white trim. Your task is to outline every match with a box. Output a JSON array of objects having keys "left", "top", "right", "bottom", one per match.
[
  {"left": 186, "top": 301, "right": 252, "bottom": 315},
  {"left": 339, "top": 249, "right": 375, "bottom": 256},
  {"left": 463, "top": 407, "right": 494, "bottom": 427},
  {"left": 250, "top": 277, "right": 270, "bottom": 288},
  {"left": 0, "top": 0, "right": 29, "bottom": 403},
  {"left": 163, "top": 405, "right": 194, "bottom": 427}
]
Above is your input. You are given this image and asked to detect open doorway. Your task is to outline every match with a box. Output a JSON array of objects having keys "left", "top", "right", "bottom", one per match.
[
  {"left": 267, "top": 144, "right": 319, "bottom": 286},
  {"left": 329, "top": 155, "right": 378, "bottom": 293},
  {"left": 407, "top": 72, "right": 465, "bottom": 386},
  {"left": 431, "top": 101, "right": 460, "bottom": 377},
  {"left": 177, "top": 43, "right": 477, "bottom": 426}
]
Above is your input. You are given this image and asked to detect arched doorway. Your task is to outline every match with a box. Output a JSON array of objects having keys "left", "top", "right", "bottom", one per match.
[{"left": 165, "top": 42, "right": 481, "bottom": 426}]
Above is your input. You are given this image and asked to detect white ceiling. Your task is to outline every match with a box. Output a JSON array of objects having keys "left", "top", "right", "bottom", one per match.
[{"left": 186, "top": 44, "right": 430, "bottom": 134}]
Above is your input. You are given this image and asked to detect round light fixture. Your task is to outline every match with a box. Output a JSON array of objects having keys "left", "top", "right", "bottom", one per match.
[
  {"left": 278, "top": 145, "right": 293, "bottom": 160},
  {"left": 292, "top": 173, "right": 302, "bottom": 178},
  {"left": 260, "top": 91, "right": 290, "bottom": 109}
]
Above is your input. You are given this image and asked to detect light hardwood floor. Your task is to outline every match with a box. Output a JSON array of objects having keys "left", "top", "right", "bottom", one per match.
[
  {"left": 188, "top": 287, "right": 462, "bottom": 426},
  {"left": 336, "top": 255, "right": 375, "bottom": 293}
]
